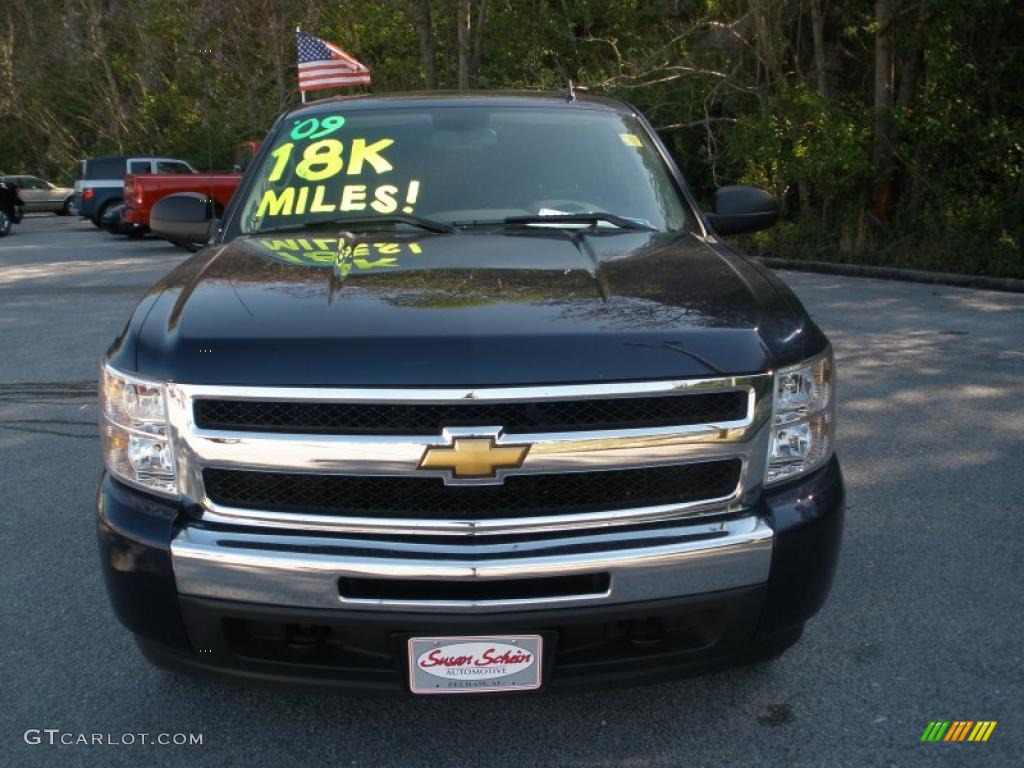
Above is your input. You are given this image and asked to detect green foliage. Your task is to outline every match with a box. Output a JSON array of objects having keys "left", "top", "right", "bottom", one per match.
[
  {"left": 1, "top": 0, "right": 1021, "bottom": 276},
  {"left": 726, "top": 86, "right": 873, "bottom": 199}
]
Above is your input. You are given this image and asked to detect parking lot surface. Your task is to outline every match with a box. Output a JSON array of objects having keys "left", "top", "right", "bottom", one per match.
[{"left": 2, "top": 215, "right": 1021, "bottom": 767}]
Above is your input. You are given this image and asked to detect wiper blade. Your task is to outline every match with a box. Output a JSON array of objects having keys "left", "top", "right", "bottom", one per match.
[
  {"left": 503, "top": 213, "right": 655, "bottom": 231},
  {"left": 254, "top": 214, "right": 454, "bottom": 235}
]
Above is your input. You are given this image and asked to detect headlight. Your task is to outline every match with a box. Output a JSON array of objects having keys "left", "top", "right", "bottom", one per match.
[
  {"left": 99, "top": 363, "right": 178, "bottom": 497},
  {"left": 765, "top": 348, "right": 835, "bottom": 485}
]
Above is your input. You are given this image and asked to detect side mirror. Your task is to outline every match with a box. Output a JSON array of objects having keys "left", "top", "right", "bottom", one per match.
[
  {"left": 150, "top": 193, "right": 216, "bottom": 244},
  {"left": 705, "top": 185, "right": 778, "bottom": 236}
]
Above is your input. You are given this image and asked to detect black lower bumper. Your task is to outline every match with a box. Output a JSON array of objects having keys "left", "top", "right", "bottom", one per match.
[{"left": 97, "top": 456, "right": 844, "bottom": 692}]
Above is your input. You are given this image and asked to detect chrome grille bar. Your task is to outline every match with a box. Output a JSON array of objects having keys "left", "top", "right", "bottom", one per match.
[{"left": 165, "top": 374, "right": 773, "bottom": 536}]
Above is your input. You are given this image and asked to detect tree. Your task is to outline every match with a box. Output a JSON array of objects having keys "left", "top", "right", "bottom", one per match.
[
  {"left": 2, "top": 0, "right": 1020, "bottom": 277},
  {"left": 872, "top": 0, "right": 895, "bottom": 221}
]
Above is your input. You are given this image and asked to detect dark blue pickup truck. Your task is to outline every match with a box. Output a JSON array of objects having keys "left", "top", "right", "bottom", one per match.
[
  {"left": 96, "top": 92, "right": 843, "bottom": 694},
  {"left": 74, "top": 155, "right": 195, "bottom": 226}
]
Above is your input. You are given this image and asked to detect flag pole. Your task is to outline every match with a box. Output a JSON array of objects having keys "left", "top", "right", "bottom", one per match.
[{"left": 296, "top": 26, "right": 306, "bottom": 104}]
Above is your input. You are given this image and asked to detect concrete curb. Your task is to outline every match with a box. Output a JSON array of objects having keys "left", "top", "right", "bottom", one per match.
[{"left": 754, "top": 256, "right": 1024, "bottom": 294}]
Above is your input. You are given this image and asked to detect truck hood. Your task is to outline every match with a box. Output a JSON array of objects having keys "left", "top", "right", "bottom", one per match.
[{"left": 124, "top": 229, "right": 821, "bottom": 386}]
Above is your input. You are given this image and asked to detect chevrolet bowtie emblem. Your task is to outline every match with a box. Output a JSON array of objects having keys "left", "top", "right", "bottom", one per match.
[{"left": 419, "top": 437, "right": 530, "bottom": 479}]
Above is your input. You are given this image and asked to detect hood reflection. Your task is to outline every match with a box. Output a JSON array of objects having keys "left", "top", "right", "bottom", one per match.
[{"left": 137, "top": 228, "right": 806, "bottom": 387}]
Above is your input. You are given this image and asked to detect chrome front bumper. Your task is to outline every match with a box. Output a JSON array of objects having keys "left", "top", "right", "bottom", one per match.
[
  {"left": 164, "top": 375, "right": 777, "bottom": 616},
  {"left": 170, "top": 515, "right": 773, "bottom": 613}
]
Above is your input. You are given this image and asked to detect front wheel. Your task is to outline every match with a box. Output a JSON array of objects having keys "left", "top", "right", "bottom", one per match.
[{"left": 0, "top": 208, "right": 11, "bottom": 236}]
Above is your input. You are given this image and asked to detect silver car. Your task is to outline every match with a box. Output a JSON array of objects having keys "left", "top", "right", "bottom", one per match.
[{"left": 0, "top": 175, "right": 75, "bottom": 215}]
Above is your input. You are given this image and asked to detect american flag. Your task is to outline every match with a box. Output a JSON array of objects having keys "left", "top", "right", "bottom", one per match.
[{"left": 296, "top": 30, "right": 371, "bottom": 92}]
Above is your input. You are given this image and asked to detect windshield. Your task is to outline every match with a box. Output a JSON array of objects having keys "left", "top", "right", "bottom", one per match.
[{"left": 235, "top": 106, "right": 690, "bottom": 234}]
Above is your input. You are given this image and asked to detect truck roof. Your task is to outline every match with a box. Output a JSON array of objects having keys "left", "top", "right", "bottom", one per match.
[
  {"left": 288, "top": 91, "right": 634, "bottom": 120},
  {"left": 83, "top": 155, "right": 186, "bottom": 163}
]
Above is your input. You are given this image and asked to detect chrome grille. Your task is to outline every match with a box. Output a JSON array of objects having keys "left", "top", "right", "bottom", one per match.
[
  {"left": 203, "top": 460, "right": 742, "bottom": 520},
  {"left": 193, "top": 391, "right": 749, "bottom": 435},
  {"left": 164, "top": 375, "right": 773, "bottom": 536}
]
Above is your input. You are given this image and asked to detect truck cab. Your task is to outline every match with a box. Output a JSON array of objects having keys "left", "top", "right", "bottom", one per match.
[
  {"left": 97, "top": 93, "right": 843, "bottom": 694},
  {"left": 120, "top": 142, "right": 260, "bottom": 239}
]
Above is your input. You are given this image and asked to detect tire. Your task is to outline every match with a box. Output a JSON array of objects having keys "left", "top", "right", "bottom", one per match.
[
  {"left": 58, "top": 197, "right": 73, "bottom": 216},
  {"left": 0, "top": 208, "right": 10, "bottom": 236},
  {"left": 93, "top": 200, "right": 119, "bottom": 228}
]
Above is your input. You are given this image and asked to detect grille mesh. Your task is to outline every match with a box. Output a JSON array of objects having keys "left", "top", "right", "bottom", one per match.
[
  {"left": 203, "top": 460, "right": 741, "bottom": 520},
  {"left": 194, "top": 391, "right": 748, "bottom": 435}
]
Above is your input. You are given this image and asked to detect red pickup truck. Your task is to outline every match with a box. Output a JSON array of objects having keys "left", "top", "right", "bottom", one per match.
[{"left": 120, "top": 141, "right": 259, "bottom": 240}]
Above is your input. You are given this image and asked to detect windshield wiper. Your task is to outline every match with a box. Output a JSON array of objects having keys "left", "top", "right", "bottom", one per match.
[
  {"left": 254, "top": 214, "right": 454, "bottom": 235},
  {"left": 502, "top": 213, "right": 656, "bottom": 231}
]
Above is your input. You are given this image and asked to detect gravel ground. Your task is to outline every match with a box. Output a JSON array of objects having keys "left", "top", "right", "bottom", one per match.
[{"left": 1, "top": 214, "right": 1021, "bottom": 767}]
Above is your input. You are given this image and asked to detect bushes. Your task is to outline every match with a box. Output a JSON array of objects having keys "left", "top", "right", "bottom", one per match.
[{"left": 2, "top": 0, "right": 1020, "bottom": 276}]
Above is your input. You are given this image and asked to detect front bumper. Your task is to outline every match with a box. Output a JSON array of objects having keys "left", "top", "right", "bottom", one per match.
[
  {"left": 97, "top": 455, "right": 844, "bottom": 691},
  {"left": 170, "top": 515, "right": 774, "bottom": 612}
]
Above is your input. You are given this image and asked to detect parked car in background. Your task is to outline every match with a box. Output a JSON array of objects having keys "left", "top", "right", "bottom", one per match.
[
  {"left": 0, "top": 175, "right": 75, "bottom": 215},
  {"left": 232, "top": 140, "right": 260, "bottom": 173},
  {"left": 124, "top": 173, "right": 240, "bottom": 243},
  {"left": 74, "top": 156, "right": 196, "bottom": 227},
  {"left": 120, "top": 142, "right": 259, "bottom": 241},
  {"left": 0, "top": 179, "right": 25, "bottom": 235}
]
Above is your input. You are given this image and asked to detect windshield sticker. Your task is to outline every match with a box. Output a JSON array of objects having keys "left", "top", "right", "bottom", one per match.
[
  {"left": 252, "top": 131, "right": 421, "bottom": 225},
  {"left": 255, "top": 237, "right": 422, "bottom": 276},
  {"left": 289, "top": 114, "right": 346, "bottom": 141},
  {"left": 618, "top": 133, "right": 643, "bottom": 147}
]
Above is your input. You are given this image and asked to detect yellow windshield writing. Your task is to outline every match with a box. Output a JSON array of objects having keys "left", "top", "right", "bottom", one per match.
[
  {"left": 257, "top": 237, "right": 423, "bottom": 274},
  {"left": 254, "top": 180, "right": 420, "bottom": 219},
  {"left": 254, "top": 134, "right": 421, "bottom": 222}
]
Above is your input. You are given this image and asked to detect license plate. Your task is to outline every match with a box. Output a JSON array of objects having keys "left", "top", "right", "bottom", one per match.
[{"left": 408, "top": 635, "right": 543, "bottom": 695}]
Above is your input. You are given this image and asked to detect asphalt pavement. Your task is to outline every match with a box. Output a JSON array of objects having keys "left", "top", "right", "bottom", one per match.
[{"left": 1, "top": 214, "right": 1021, "bottom": 767}]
